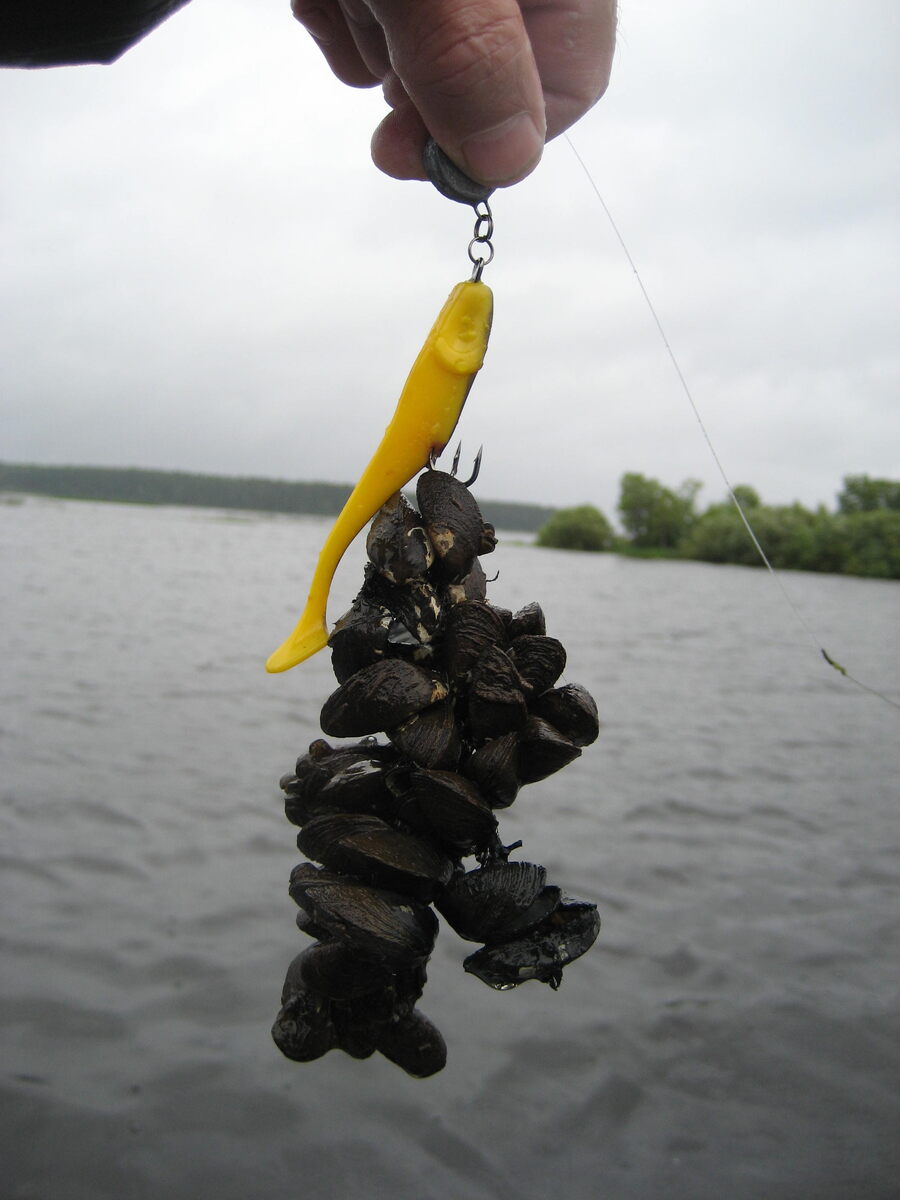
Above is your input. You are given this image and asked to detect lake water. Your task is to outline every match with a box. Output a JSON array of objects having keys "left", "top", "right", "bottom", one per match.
[{"left": 1, "top": 494, "right": 898, "bottom": 1200}]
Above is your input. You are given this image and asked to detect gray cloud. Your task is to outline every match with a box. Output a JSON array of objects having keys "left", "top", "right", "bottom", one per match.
[{"left": 1, "top": 0, "right": 897, "bottom": 523}]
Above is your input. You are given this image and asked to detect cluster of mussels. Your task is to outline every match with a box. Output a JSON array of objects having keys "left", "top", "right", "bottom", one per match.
[{"left": 272, "top": 465, "right": 601, "bottom": 1077}]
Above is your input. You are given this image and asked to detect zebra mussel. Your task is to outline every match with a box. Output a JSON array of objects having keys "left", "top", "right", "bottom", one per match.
[{"left": 272, "top": 462, "right": 602, "bottom": 1076}]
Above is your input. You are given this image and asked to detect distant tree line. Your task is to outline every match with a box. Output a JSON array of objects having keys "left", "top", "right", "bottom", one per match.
[
  {"left": 536, "top": 473, "right": 900, "bottom": 580},
  {"left": 0, "top": 462, "right": 556, "bottom": 534}
]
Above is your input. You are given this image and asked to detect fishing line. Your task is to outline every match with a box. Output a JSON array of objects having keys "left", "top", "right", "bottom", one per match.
[{"left": 564, "top": 132, "right": 900, "bottom": 713}]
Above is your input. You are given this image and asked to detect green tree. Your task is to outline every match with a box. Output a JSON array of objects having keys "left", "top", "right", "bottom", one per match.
[
  {"left": 617, "top": 472, "right": 701, "bottom": 549},
  {"left": 837, "top": 474, "right": 900, "bottom": 514},
  {"left": 536, "top": 505, "right": 614, "bottom": 552}
]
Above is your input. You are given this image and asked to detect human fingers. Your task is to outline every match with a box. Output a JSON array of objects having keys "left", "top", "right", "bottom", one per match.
[
  {"left": 291, "top": 0, "right": 380, "bottom": 87},
  {"left": 365, "top": 0, "right": 547, "bottom": 187},
  {"left": 521, "top": 0, "right": 617, "bottom": 139}
]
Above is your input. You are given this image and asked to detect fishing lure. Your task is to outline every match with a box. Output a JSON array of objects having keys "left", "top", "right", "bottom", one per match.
[
  {"left": 266, "top": 278, "right": 492, "bottom": 673},
  {"left": 269, "top": 146, "right": 602, "bottom": 1075}
]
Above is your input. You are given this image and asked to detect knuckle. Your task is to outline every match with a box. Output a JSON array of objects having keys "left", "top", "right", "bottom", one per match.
[{"left": 410, "top": 7, "right": 526, "bottom": 99}]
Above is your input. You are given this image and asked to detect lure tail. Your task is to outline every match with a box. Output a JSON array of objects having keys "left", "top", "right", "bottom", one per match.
[{"left": 266, "top": 279, "right": 493, "bottom": 673}]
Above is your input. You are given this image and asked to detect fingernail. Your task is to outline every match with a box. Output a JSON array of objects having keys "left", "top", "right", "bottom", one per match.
[{"left": 461, "top": 113, "right": 544, "bottom": 185}]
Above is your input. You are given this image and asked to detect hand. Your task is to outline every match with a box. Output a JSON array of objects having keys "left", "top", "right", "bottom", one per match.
[{"left": 291, "top": 0, "right": 617, "bottom": 186}]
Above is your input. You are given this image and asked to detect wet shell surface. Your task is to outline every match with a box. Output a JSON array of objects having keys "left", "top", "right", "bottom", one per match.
[
  {"left": 320, "top": 659, "right": 448, "bottom": 738},
  {"left": 463, "top": 899, "right": 602, "bottom": 989},
  {"left": 366, "top": 492, "right": 434, "bottom": 584},
  {"left": 289, "top": 863, "right": 438, "bottom": 965},
  {"left": 530, "top": 683, "right": 601, "bottom": 748},
  {"left": 273, "top": 467, "right": 603, "bottom": 1075},
  {"left": 435, "top": 861, "right": 561, "bottom": 944},
  {"left": 296, "top": 812, "right": 454, "bottom": 898}
]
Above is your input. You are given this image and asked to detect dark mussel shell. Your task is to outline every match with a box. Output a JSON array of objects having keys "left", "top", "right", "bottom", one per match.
[
  {"left": 395, "top": 768, "right": 498, "bottom": 856},
  {"left": 416, "top": 469, "right": 496, "bottom": 580},
  {"left": 376, "top": 1009, "right": 447, "bottom": 1078},
  {"left": 320, "top": 659, "right": 448, "bottom": 738},
  {"left": 464, "top": 731, "right": 520, "bottom": 808},
  {"left": 289, "top": 864, "right": 438, "bottom": 965},
  {"left": 366, "top": 492, "right": 434, "bottom": 585},
  {"left": 331, "top": 986, "right": 398, "bottom": 1060},
  {"left": 382, "top": 579, "right": 442, "bottom": 654},
  {"left": 529, "top": 683, "right": 600, "bottom": 748},
  {"left": 328, "top": 592, "right": 391, "bottom": 684},
  {"left": 272, "top": 979, "right": 335, "bottom": 1062},
  {"left": 507, "top": 601, "right": 546, "bottom": 640},
  {"left": 509, "top": 634, "right": 566, "bottom": 695},
  {"left": 466, "top": 645, "right": 529, "bottom": 742},
  {"left": 296, "top": 940, "right": 394, "bottom": 1000},
  {"left": 517, "top": 715, "right": 581, "bottom": 784},
  {"left": 435, "top": 861, "right": 561, "bottom": 944},
  {"left": 297, "top": 812, "right": 453, "bottom": 899},
  {"left": 440, "top": 600, "right": 508, "bottom": 679},
  {"left": 463, "top": 898, "right": 601, "bottom": 990},
  {"left": 443, "top": 555, "right": 488, "bottom": 606},
  {"left": 284, "top": 741, "right": 393, "bottom": 826},
  {"left": 388, "top": 698, "right": 461, "bottom": 770}
]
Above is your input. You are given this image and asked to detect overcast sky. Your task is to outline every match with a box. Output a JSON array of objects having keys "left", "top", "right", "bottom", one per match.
[{"left": 1, "top": 0, "right": 897, "bottom": 518}]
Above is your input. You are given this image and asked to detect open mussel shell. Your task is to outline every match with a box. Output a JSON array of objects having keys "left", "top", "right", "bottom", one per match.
[
  {"left": 507, "top": 601, "right": 546, "bottom": 639},
  {"left": 395, "top": 768, "right": 498, "bottom": 856},
  {"left": 366, "top": 492, "right": 434, "bottom": 584},
  {"left": 388, "top": 698, "right": 461, "bottom": 770},
  {"left": 529, "top": 683, "right": 600, "bottom": 747},
  {"left": 297, "top": 812, "right": 453, "bottom": 899},
  {"left": 466, "top": 646, "right": 529, "bottom": 742},
  {"left": 435, "top": 861, "right": 561, "bottom": 944},
  {"left": 509, "top": 634, "right": 566, "bottom": 695},
  {"left": 440, "top": 600, "right": 507, "bottom": 679},
  {"left": 464, "top": 731, "right": 520, "bottom": 808},
  {"left": 272, "top": 980, "right": 335, "bottom": 1063},
  {"left": 296, "top": 941, "right": 394, "bottom": 1000},
  {"left": 376, "top": 1009, "right": 447, "bottom": 1078},
  {"left": 517, "top": 716, "right": 581, "bottom": 784},
  {"left": 320, "top": 659, "right": 448, "bottom": 738},
  {"left": 463, "top": 898, "right": 601, "bottom": 990},
  {"left": 289, "top": 863, "right": 439, "bottom": 965}
]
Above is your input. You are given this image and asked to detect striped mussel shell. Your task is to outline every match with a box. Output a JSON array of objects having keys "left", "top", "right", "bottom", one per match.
[
  {"left": 465, "top": 645, "right": 529, "bottom": 742},
  {"left": 289, "top": 863, "right": 438, "bottom": 966},
  {"left": 435, "top": 861, "right": 561, "bottom": 944},
  {"left": 296, "top": 812, "right": 454, "bottom": 900},
  {"left": 389, "top": 768, "right": 498, "bottom": 856},
  {"left": 507, "top": 601, "right": 546, "bottom": 639},
  {"left": 387, "top": 697, "right": 461, "bottom": 770},
  {"left": 439, "top": 599, "right": 508, "bottom": 679},
  {"left": 320, "top": 659, "right": 448, "bottom": 738},
  {"left": 464, "top": 731, "right": 520, "bottom": 808},
  {"left": 416, "top": 469, "right": 496, "bottom": 581},
  {"left": 529, "top": 683, "right": 600, "bottom": 747},
  {"left": 463, "top": 898, "right": 602, "bottom": 990},
  {"left": 508, "top": 634, "right": 567, "bottom": 695},
  {"left": 282, "top": 739, "right": 393, "bottom": 827},
  {"left": 517, "top": 715, "right": 582, "bottom": 784}
]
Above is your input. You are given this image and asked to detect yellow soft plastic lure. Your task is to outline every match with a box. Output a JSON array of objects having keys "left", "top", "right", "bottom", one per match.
[{"left": 266, "top": 278, "right": 493, "bottom": 673}]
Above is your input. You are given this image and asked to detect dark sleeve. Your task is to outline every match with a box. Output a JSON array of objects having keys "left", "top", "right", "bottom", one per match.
[{"left": 0, "top": 1, "right": 192, "bottom": 68}]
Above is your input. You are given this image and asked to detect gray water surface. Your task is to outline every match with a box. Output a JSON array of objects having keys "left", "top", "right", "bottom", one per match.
[{"left": 2, "top": 495, "right": 898, "bottom": 1200}]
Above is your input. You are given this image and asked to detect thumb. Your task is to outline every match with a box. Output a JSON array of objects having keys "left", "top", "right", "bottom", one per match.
[{"left": 367, "top": 0, "right": 547, "bottom": 185}]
